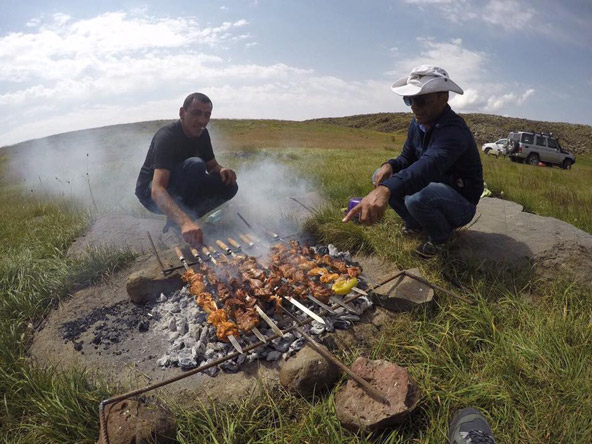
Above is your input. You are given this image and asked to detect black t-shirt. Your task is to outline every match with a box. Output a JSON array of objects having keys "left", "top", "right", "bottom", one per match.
[{"left": 135, "top": 120, "right": 215, "bottom": 198}]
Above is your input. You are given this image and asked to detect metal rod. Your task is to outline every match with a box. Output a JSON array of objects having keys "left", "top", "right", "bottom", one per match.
[
  {"left": 236, "top": 212, "right": 253, "bottom": 230},
  {"left": 147, "top": 231, "right": 166, "bottom": 275},
  {"left": 279, "top": 305, "right": 390, "bottom": 405},
  {"left": 403, "top": 271, "right": 472, "bottom": 304}
]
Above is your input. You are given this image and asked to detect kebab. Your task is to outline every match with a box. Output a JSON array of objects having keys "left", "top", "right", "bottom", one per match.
[
  {"left": 215, "top": 249, "right": 327, "bottom": 325},
  {"left": 175, "top": 247, "right": 244, "bottom": 353},
  {"left": 270, "top": 240, "right": 364, "bottom": 314},
  {"left": 191, "top": 248, "right": 285, "bottom": 338}
]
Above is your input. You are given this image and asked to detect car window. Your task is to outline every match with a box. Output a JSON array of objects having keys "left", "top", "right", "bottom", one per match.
[
  {"left": 522, "top": 133, "right": 534, "bottom": 144},
  {"left": 535, "top": 136, "right": 547, "bottom": 147},
  {"left": 496, "top": 139, "right": 505, "bottom": 144},
  {"left": 548, "top": 138, "right": 558, "bottom": 149}
]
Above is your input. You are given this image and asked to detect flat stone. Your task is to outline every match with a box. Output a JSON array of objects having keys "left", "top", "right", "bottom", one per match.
[
  {"left": 334, "top": 357, "right": 420, "bottom": 433},
  {"left": 126, "top": 261, "right": 183, "bottom": 304},
  {"left": 279, "top": 344, "right": 341, "bottom": 398},
  {"left": 97, "top": 398, "right": 177, "bottom": 444},
  {"left": 372, "top": 268, "right": 434, "bottom": 312}
]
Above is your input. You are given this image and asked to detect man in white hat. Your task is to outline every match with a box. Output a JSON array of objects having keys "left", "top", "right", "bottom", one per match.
[{"left": 343, "top": 65, "right": 483, "bottom": 258}]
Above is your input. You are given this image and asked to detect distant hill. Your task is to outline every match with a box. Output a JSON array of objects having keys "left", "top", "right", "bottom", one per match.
[{"left": 308, "top": 112, "right": 592, "bottom": 155}]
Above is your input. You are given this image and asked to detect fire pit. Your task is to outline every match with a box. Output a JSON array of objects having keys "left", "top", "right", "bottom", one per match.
[{"left": 151, "top": 238, "right": 373, "bottom": 376}]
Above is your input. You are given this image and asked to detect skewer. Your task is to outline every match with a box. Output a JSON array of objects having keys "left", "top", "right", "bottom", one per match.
[
  {"left": 201, "top": 246, "right": 217, "bottom": 265},
  {"left": 193, "top": 249, "right": 285, "bottom": 338},
  {"left": 174, "top": 247, "right": 243, "bottom": 354},
  {"left": 238, "top": 234, "right": 254, "bottom": 248},
  {"left": 278, "top": 305, "right": 390, "bottom": 406},
  {"left": 216, "top": 239, "right": 240, "bottom": 258}
]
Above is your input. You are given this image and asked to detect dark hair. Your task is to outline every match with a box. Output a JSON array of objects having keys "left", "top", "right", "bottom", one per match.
[{"left": 182, "top": 92, "right": 212, "bottom": 110}]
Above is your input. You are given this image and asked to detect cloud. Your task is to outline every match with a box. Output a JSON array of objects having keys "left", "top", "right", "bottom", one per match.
[
  {"left": 389, "top": 38, "right": 535, "bottom": 115},
  {"left": 403, "top": 0, "right": 536, "bottom": 30}
]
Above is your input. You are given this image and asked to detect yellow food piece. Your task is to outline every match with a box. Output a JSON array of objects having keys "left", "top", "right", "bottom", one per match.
[{"left": 332, "top": 277, "right": 358, "bottom": 295}]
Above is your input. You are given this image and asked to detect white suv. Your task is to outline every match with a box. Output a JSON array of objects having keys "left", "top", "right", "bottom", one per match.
[
  {"left": 481, "top": 139, "right": 507, "bottom": 157},
  {"left": 507, "top": 131, "right": 575, "bottom": 169}
]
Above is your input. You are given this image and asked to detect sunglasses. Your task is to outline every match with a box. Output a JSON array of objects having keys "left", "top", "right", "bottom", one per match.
[{"left": 403, "top": 95, "right": 430, "bottom": 107}]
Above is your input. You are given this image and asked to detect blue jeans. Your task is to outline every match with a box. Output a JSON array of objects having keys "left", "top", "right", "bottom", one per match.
[
  {"left": 372, "top": 170, "right": 475, "bottom": 244},
  {"left": 140, "top": 157, "right": 238, "bottom": 219}
]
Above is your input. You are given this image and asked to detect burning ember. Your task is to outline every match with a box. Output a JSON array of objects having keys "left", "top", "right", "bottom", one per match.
[{"left": 152, "top": 241, "right": 372, "bottom": 375}]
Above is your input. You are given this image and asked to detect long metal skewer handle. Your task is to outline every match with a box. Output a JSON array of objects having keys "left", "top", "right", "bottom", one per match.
[
  {"left": 209, "top": 245, "right": 229, "bottom": 263},
  {"left": 216, "top": 239, "right": 232, "bottom": 254},
  {"left": 201, "top": 246, "right": 217, "bottom": 265},
  {"left": 279, "top": 305, "right": 390, "bottom": 406},
  {"left": 239, "top": 234, "right": 254, "bottom": 248},
  {"left": 174, "top": 247, "right": 189, "bottom": 270},
  {"left": 227, "top": 237, "right": 241, "bottom": 249}
]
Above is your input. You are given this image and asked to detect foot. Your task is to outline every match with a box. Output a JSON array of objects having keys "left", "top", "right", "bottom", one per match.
[
  {"left": 415, "top": 241, "right": 444, "bottom": 259},
  {"left": 449, "top": 408, "right": 496, "bottom": 444}
]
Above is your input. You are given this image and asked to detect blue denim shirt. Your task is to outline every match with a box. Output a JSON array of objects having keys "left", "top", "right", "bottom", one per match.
[{"left": 381, "top": 105, "right": 483, "bottom": 205}]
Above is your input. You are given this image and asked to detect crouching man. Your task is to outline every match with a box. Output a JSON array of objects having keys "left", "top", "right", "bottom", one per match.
[
  {"left": 343, "top": 65, "right": 483, "bottom": 258},
  {"left": 135, "top": 92, "right": 238, "bottom": 246}
]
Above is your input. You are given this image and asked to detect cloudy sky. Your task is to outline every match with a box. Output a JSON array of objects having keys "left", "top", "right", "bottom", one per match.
[{"left": 1, "top": 0, "right": 591, "bottom": 147}]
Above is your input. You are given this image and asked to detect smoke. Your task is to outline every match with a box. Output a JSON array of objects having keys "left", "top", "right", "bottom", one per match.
[{"left": 5, "top": 122, "right": 162, "bottom": 214}]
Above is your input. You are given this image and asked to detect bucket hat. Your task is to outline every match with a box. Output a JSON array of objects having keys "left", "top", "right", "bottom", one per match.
[{"left": 391, "top": 65, "right": 463, "bottom": 96}]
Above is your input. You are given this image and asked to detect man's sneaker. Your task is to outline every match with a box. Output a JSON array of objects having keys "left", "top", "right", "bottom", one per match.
[
  {"left": 415, "top": 241, "right": 443, "bottom": 259},
  {"left": 402, "top": 226, "right": 423, "bottom": 236},
  {"left": 449, "top": 408, "right": 496, "bottom": 444}
]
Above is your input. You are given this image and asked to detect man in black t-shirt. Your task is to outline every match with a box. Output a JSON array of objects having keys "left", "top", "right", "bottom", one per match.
[{"left": 135, "top": 92, "right": 238, "bottom": 246}]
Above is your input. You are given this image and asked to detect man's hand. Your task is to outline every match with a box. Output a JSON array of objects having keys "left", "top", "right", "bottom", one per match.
[
  {"left": 180, "top": 220, "right": 203, "bottom": 247},
  {"left": 373, "top": 163, "right": 393, "bottom": 188},
  {"left": 219, "top": 167, "right": 237, "bottom": 185},
  {"left": 342, "top": 186, "right": 391, "bottom": 225}
]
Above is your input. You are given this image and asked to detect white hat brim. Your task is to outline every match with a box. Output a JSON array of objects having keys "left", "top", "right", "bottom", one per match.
[{"left": 391, "top": 75, "right": 463, "bottom": 96}]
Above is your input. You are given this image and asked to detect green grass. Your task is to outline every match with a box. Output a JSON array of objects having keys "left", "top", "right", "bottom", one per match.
[{"left": 1, "top": 120, "right": 591, "bottom": 443}]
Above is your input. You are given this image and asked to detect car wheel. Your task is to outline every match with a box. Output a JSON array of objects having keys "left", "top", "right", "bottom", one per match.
[
  {"left": 561, "top": 159, "right": 573, "bottom": 170},
  {"left": 484, "top": 148, "right": 491, "bottom": 155},
  {"left": 526, "top": 153, "right": 540, "bottom": 166}
]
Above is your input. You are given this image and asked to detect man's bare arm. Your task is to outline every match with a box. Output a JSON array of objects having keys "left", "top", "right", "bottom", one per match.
[{"left": 151, "top": 168, "right": 203, "bottom": 245}]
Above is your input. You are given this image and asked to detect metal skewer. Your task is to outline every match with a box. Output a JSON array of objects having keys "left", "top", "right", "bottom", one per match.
[
  {"left": 278, "top": 305, "right": 390, "bottom": 406},
  {"left": 193, "top": 249, "right": 285, "bottom": 338},
  {"left": 174, "top": 247, "right": 243, "bottom": 354}
]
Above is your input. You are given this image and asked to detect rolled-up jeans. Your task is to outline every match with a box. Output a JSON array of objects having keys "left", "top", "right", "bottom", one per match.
[
  {"left": 372, "top": 170, "right": 475, "bottom": 244},
  {"left": 139, "top": 157, "right": 238, "bottom": 219}
]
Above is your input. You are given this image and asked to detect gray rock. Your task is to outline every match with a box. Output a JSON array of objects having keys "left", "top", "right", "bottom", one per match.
[
  {"left": 279, "top": 344, "right": 340, "bottom": 398},
  {"left": 126, "top": 262, "right": 183, "bottom": 304},
  {"left": 372, "top": 268, "right": 434, "bottom": 312},
  {"left": 334, "top": 357, "right": 421, "bottom": 433},
  {"left": 168, "top": 318, "right": 177, "bottom": 332}
]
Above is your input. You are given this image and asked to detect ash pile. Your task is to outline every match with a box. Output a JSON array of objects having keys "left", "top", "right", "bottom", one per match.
[{"left": 152, "top": 242, "right": 372, "bottom": 376}]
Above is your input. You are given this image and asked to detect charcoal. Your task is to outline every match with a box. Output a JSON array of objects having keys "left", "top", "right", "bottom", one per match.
[
  {"left": 192, "top": 341, "right": 205, "bottom": 359},
  {"left": 273, "top": 339, "right": 292, "bottom": 353},
  {"left": 220, "top": 360, "right": 239, "bottom": 373},
  {"left": 334, "top": 319, "right": 353, "bottom": 330},
  {"left": 137, "top": 318, "right": 149, "bottom": 332},
  {"left": 178, "top": 350, "right": 196, "bottom": 369},
  {"left": 266, "top": 351, "right": 282, "bottom": 361},
  {"left": 236, "top": 354, "right": 247, "bottom": 365},
  {"left": 178, "top": 320, "right": 188, "bottom": 335},
  {"left": 310, "top": 322, "right": 325, "bottom": 335},
  {"left": 183, "top": 337, "right": 196, "bottom": 349},
  {"left": 205, "top": 343, "right": 216, "bottom": 359},
  {"left": 157, "top": 355, "right": 170, "bottom": 367}
]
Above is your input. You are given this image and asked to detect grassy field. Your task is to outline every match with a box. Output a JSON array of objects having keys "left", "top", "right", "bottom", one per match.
[{"left": 0, "top": 120, "right": 591, "bottom": 443}]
